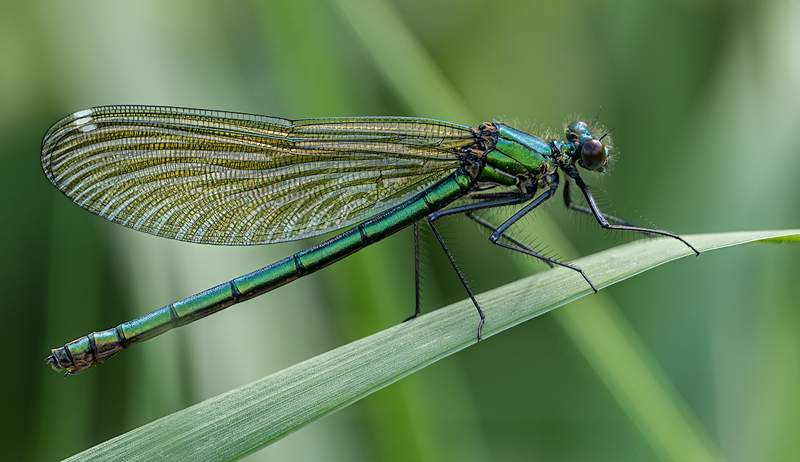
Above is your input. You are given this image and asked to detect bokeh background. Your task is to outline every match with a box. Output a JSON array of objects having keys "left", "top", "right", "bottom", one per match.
[{"left": 3, "top": 1, "right": 799, "bottom": 460}]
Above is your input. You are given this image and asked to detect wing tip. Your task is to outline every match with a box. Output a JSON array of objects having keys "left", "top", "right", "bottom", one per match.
[{"left": 40, "top": 107, "right": 103, "bottom": 184}]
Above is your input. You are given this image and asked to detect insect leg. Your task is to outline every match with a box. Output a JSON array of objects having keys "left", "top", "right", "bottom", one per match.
[
  {"left": 563, "top": 180, "right": 632, "bottom": 226},
  {"left": 404, "top": 223, "right": 423, "bottom": 322},
  {"left": 489, "top": 178, "right": 558, "bottom": 240},
  {"left": 428, "top": 192, "right": 533, "bottom": 223},
  {"left": 467, "top": 191, "right": 529, "bottom": 200},
  {"left": 465, "top": 212, "right": 553, "bottom": 268},
  {"left": 466, "top": 213, "right": 597, "bottom": 292},
  {"left": 565, "top": 169, "right": 700, "bottom": 255},
  {"left": 407, "top": 192, "right": 532, "bottom": 330},
  {"left": 485, "top": 177, "right": 596, "bottom": 291},
  {"left": 427, "top": 217, "right": 486, "bottom": 341}
]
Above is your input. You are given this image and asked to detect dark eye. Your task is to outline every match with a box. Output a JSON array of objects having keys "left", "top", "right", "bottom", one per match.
[{"left": 579, "top": 139, "right": 607, "bottom": 171}]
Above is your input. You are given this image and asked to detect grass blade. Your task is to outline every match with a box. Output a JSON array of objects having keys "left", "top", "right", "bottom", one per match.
[{"left": 64, "top": 229, "right": 799, "bottom": 461}]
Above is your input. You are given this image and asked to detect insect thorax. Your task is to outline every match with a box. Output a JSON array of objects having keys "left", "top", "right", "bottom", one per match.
[{"left": 469, "top": 122, "right": 556, "bottom": 191}]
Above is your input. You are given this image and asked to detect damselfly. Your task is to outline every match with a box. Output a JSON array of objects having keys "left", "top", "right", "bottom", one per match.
[{"left": 42, "top": 106, "right": 699, "bottom": 374}]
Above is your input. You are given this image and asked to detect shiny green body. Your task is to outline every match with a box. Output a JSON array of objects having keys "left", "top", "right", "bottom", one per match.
[{"left": 43, "top": 106, "right": 563, "bottom": 374}]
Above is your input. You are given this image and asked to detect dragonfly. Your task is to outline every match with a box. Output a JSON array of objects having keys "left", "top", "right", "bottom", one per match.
[{"left": 42, "top": 105, "right": 699, "bottom": 374}]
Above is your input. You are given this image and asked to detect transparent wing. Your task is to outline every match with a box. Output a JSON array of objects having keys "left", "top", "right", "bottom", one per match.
[{"left": 41, "top": 105, "right": 473, "bottom": 245}]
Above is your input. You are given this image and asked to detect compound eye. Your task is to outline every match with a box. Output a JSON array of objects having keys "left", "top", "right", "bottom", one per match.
[{"left": 579, "top": 139, "right": 607, "bottom": 171}]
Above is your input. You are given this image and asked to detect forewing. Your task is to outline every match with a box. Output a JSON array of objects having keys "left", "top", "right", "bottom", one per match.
[{"left": 41, "top": 105, "right": 472, "bottom": 245}]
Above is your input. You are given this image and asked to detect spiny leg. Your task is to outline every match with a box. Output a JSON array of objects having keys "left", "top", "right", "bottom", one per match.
[
  {"left": 565, "top": 168, "right": 700, "bottom": 255},
  {"left": 486, "top": 177, "right": 599, "bottom": 292},
  {"left": 563, "top": 180, "right": 632, "bottom": 226},
  {"left": 432, "top": 189, "right": 551, "bottom": 270},
  {"left": 466, "top": 212, "right": 553, "bottom": 268},
  {"left": 405, "top": 192, "right": 532, "bottom": 327},
  {"left": 433, "top": 179, "right": 598, "bottom": 293},
  {"left": 466, "top": 213, "right": 597, "bottom": 292},
  {"left": 489, "top": 177, "right": 559, "bottom": 239},
  {"left": 405, "top": 192, "right": 534, "bottom": 333},
  {"left": 427, "top": 217, "right": 486, "bottom": 341},
  {"left": 404, "top": 222, "right": 423, "bottom": 322}
]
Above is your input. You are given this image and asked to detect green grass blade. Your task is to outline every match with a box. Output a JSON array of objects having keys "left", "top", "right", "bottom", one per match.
[{"left": 65, "top": 229, "right": 800, "bottom": 461}]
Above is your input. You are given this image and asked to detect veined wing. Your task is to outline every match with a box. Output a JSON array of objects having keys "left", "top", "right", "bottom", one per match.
[{"left": 41, "top": 105, "right": 473, "bottom": 245}]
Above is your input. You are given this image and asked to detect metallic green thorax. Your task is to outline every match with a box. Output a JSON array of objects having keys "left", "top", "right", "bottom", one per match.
[{"left": 478, "top": 123, "right": 556, "bottom": 188}]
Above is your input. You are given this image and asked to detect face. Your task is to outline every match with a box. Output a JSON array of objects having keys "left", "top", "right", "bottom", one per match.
[{"left": 565, "top": 121, "right": 608, "bottom": 172}]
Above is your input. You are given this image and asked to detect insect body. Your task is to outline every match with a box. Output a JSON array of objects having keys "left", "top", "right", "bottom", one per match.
[{"left": 42, "top": 106, "right": 698, "bottom": 374}]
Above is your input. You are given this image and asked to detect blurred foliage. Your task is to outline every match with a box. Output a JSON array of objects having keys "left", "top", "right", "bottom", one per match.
[{"left": 1, "top": 0, "right": 798, "bottom": 461}]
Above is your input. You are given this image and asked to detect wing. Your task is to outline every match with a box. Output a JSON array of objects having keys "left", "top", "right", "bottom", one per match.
[{"left": 41, "top": 105, "right": 473, "bottom": 245}]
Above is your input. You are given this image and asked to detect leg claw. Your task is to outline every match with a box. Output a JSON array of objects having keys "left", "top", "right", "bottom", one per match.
[
  {"left": 476, "top": 317, "right": 485, "bottom": 342},
  {"left": 403, "top": 313, "right": 420, "bottom": 323}
]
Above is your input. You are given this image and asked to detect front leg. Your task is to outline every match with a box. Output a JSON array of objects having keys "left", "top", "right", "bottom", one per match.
[
  {"left": 565, "top": 168, "right": 700, "bottom": 255},
  {"left": 563, "top": 180, "right": 633, "bottom": 226}
]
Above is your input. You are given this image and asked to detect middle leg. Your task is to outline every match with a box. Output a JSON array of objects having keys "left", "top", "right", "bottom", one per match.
[
  {"left": 404, "top": 192, "right": 533, "bottom": 325},
  {"left": 485, "top": 176, "right": 598, "bottom": 292},
  {"left": 466, "top": 213, "right": 597, "bottom": 292},
  {"left": 563, "top": 180, "right": 633, "bottom": 226}
]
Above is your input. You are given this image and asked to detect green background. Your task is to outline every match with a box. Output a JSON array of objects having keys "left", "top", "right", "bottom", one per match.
[{"left": 3, "top": 1, "right": 799, "bottom": 460}]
